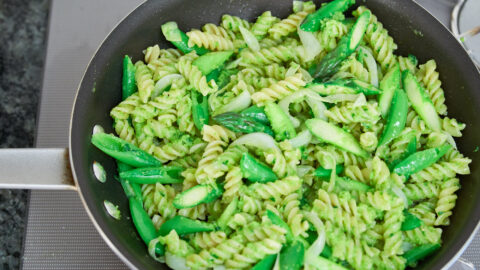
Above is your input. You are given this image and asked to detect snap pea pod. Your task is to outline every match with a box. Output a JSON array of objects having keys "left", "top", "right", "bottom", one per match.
[
  {"left": 323, "top": 176, "right": 373, "bottom": 192},
  {"left": 216, "top": 68, "right": 238, "bottom": 89},
  {"left": 266, "top": 210, "right": 293, "bottom": 243},
  {"left": 129, "top": 197, "right": 165, "bottom": 256},
  {"left": 320, "top": 244, "right": 333, "bottom": 258},
  {"left": 119, "top": 166, "right": 184, "bottom": 184},
  {"left": 280, "top": 240, "right": 305, "bottom": 270},
  {"left": 240, "top": 152, "right": 277, "bottom": 183},
  {"left": 401, "top": 210, "right": 423, "bottom": 231},
  {"left": 403, "top": 244, "right": 441, "bottom": 266},
  {"left": 314, "top": 164, "right": 344, "bottom": 178},
  {"left": 205, "top": 66, "right": 222, "bottom": 82},
  {"left": 191, "top": 89, "right": 209, "bottom": 130},
  {"left": 300, "top": 0, "right": 355, "bottom": 32},
  {"left": 116, "top": 162, "right": 143, "bottom": 203},
  {"left": 310, "top": 10, "right": 371, "bottom": 81},
  {"left": 308, "top": 78, "right": 381, "bottom": 96},
  {"left": 389, "top": 137, "right": 417, "bottom": 169},
  {"left": 240, "top": 105, "right": 270, "bottom": 125},
  {"left": 393, "top": 144, "right": 452, "bottom": 177},
  {"left": 214, "top": 112, "right": 274, "bottom": 136},
  {"left": 161, "top": 21, "right": 208, "bottom": 55},
  {"left": 378, "top": 89, "right": 409, "bottom": 147},
  {"left": 91, "top": 133, "right": 162, "bottom": 167},
  {"left": 251, "top": 254, "right": 277, "bottom": 270},
  {"left": 158, "top": 216, "right": 216, "bottom": 236},
  {"left": 193, "top": 51, "right": 234, "bottom": 75},
  {"left": 173, "top": 184, "right": 223, "bottom": 209},
  {"left": 122, "top": 55, "right": 137, "bottom": 100},
  {"left": 378, "top": 64, "right": 401, "bottom": 117},
  {"left": 264, "top": 102, "right": 296, "bottom": 140}
]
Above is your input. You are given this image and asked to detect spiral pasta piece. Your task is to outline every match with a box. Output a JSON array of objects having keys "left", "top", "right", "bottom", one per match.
[
  {"left": 442, "top": 117, "right": 466, "bottom": 137},
  {"left": 382, "top": 197, "right": 404, "bottom": 256},
  {"left": 142, "top": 183, "right": 177, "bottom": 229},
  {"left": 251, "top": 73, "right": 305, "bottom": 105},
  {"left": 359, "top": 190, "right": 393, "bottom": 211},
  {"left": 434, "top": 178, "right": 460, "bottom": 226},
  {"left": 110, "top": 93, "right": 141, "bottom": 120},
  {"left": 410, "top": 155, "right": 471, "bottom": 182},
  {"left": 269, "top": 11, "right": 310, "bottom": 40},
  {"left": 345, "top": 165, "right": 370, "bottom": 184},
  {"left": 282, "top": 193, "right": 309, "bottom": 237},
  {"left": 389, "top": 128, "right": 418, "bottom": 161},
  {"left": 131, "top": 94, "right": 177, "bottom": 122},
  {"left": 186, "top": 235, "right": 246, "bottom": 269},
  {"left": 403, "top": 225, "right": 442, "bottom": 246},
  {"left": 187, "top": 30, "right": 235, "bottom": 51},
  {"left": 240, "top": 44, "right": 299, "bottom": 66},
  {"left": 192, "top": 231, "right": 227, "bottom": 250},
  {"left": 226, "top": 238, "right": 283, "bottom": 269},
  {"left": 417, "top": 60, "right": 447, "bottom": 115},
  {"left": 249, "top": 176, "right": 301, "bottom": 202},
  {"left": 177, "top": 52, "right": 218, "bottom": 96},
  {"left": 264, "top": 148, "right": 288, "bottom": 178},
  {"left": 410, "top": 201, "right": 437, "bottom": 226},
  {"left": 113, "top": 119, "right": 136, "bottom": 144},
  {"left": 161, "top": 230, "right": 195, "bottom": 256},
  {"left": 221, "top": 14, "right": 251, "bottom": 32},
  {"left": 196, "top": 140, "right": 227, "bottom": 183},
  {"left": 202, "top": 124, "right": 236, "bottom": 143},
  {"left": 404, "top": 181, "right": 439, "bottom": 202},
  {"left": 318, "top": 19, "right": 349, "bottom": 52},
  {"left": 202, "top": 23, "right": 236, "bottom": 41},
  {"left": 359, "top": 131, "right": 378, "bottom": 152},
  {"left": 398, "top": 54, "right": 418, "bottom": 73},
  {"left": 134, "top": 61, "right": 155, "bottom": 103},
  {"left": 152, "top": 135, "right": 192, "bottom": 162},
  {"left": 178, "top": 204, "right": 207, "bottom": 220},
  {"left": 325, "top": 101, "right": 381, "bottom": 125},
  {"left": 370, "top": 156, "right": 390, "bottom": 188},
  {"left": 251, "top": 11, "right": 280, "bottom": 39}
]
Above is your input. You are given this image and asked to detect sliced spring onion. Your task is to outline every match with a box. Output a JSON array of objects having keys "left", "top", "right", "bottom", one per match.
[
  {"left": 358, "top": 46, "right": 378, "bottom": 87},
  {"left": 298, "top": 27, "right": 322, "bottom": 62},
  {"left": 93, "top": 161, "right": 106, "bottom": 183},
  {"left": 215, "top": 90, "right": 252, "bottom": 115},
  {"left": 296, "top": 165, "right": 314, "bottom": 177},
  {"left": 392, "top": 186, "right": 409, "bottom": 208},
  {"left": 152, "top": 74, "right": 182, "bottom": 98},
  {"left": 232, "top": 132, "right": 279, "bottom": 151},
  {"left": 165, "top": 252, "right": 189, "bottom": 270},
  {"left": 104, "top": 200, "right": 121, "bottom": 220},
  {"left": 92, "top": 124, "right": 105, "bottom": 135},
  {"left": 279, "top": 90, "right": 327, "bottom": 128},
  {"left": 321, "top": 93, "right": 362, "bottom": 103},
  {"left": 304, "top": 211, "right": 326, "bottom": 261},
  {"left": 289, "top": 129, "right": 312, "bottom": 148},
  {"left": 445, "top": 133, "right": 458, "bottom": 150},
  {"left": 239, "top": 26, "right": 260, "bottom": 51}
]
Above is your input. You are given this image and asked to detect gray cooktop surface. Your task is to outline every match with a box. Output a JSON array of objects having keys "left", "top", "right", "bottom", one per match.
[{"left": 23, "top": 0, "right": 480, "bottom": 269}]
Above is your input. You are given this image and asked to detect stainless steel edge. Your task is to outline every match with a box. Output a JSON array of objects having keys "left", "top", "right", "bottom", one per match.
[{"left": 0, "top": 148, "right": 76, "bottom": 190}]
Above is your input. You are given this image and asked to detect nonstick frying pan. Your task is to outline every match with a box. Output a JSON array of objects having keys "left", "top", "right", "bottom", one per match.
[{"left": 0, "top": 0, "right": 479, "bottom": 269}]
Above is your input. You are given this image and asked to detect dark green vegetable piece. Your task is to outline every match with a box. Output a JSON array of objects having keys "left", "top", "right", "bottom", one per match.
[
  {"left": 393, "top": 144, "right": 452, "bottom": 177},
  {"left": 205, "top": 66, "right": 222, "bottom": 82},
  {"left": 401, "top": 210, "right": 423, "bottom": 231},
  {"left": 251, "top": 254, "right": 277, "bottom": 270},
  {"left": 389, "top": 136, "right": 417, "bottom": 169},
  {"left": 191, "top": 89, "right": 209, "bottom": 130},
  {"left": 311, "top": 10, "right": 371, "bottom": 81},
  {"left": 266, "top": 210, "right": 293, "bottom": 243},
  {"left": 314, "top": 164, "right": 345, "bottom": 178},
  {"left": 158, "top": 216, "right": 216, "bottom": 236},
  {"left": 161, "top": 21, "right": 208, "bottom": 55},
  {"left": 280, "top": 240, "right": 305, "bottom": 270},
  {"left": 129, "top": 197, "right": 164, "bottom": 256},
  {"left": 119, "top": 166, "right": 184, "bottom": 184},
  {"left": 214, "top": 112, "right": 274, "bottom": 136},
  {"left": 403, "top": 244, "right": 441, "bottom": 266},
  {"left": 91, "top": 133, "right": 162, "bottom": 167},
  {"left": 308, "top": 78, "right": 381, "bottom": 96},
  {"left": 122, "top": 55, "right": 137, "bottom": 100},
  {"left": 116, "top": 162, "right": 143, "bottom": 203},
  {"left": 240, "top": 105, "right": 270, "bottom": 125},
  {"left": 240, "top": 152, "right": 277, "bottom": 183},
  {"left": 193, "top": 51, "right": 234, "bottom": 75},
  {"left": 264, "top": 102, "right": 296, "bottom": 140},
  {"left": 378, "top": 64, "right": 401, "bottom": 117},
  {"left": 300, "top": 0, "right": 355, "bottom": 32},
  {"left": 378, "top": 89, "right": 409, "bottom": 147},
  {"left": 307, "top": 256, "right": 349, "bottom": 270},
  {"left": 320, "top": 244, "right": 333, "bottom": 258},
  {"left": 216, "top": 68, "right": 238, "bottom": 89},
  {"left": 173, "top": 184, "right": 223, "bottom": 209}
]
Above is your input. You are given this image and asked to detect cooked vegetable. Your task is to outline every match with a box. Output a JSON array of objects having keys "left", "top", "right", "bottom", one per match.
[
  {"left": 173, "top": 184, "right": 223, "bottom": 209},
  {"left": 280, "top": 240, "right": 305, "bottom": 270},
  {"left": 378, "top": 89, "right": 409, "bottom": 146},
  {"left": 378, "top": 64, "right": 401, "bottom": 117},
  {"left": 193, "top": 51, "right": 234, "bottom": 75},
  {"left": 214, "top": 112, "right": 274, "bottom": 136},
  {"left": 158, "top": 216, "right": 216, "bottom": 236},
  {"left": 264, "top": 102, "right": 296, "bottom": 140},
  {"left": 191, "top": 89, "right": 210, "bottom": 130},
  {"left": 240, "top": 152, "right": 277, "bottom": 183},
  {"left": 119, "top": 166, "right": 184, "bottom": 184},
  {"left": 122, "top": 55, "right": 137, "bottom": 100},
  {"left": 393, "top": 144, "right": 452, "bottom": 177},
  {"left": 308, "top": 78, "right": 381, "bottom": 96},
  {"left": 161, "top": 21, "right": 208, "bottom": 55},
  {"left": 300, "top": 0, "right": 355, "bottom": 32}
]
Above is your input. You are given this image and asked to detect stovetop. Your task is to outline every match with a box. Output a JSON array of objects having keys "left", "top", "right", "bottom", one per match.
[{"left": 23, "top": 0, "right": 480, "bottom": 269}]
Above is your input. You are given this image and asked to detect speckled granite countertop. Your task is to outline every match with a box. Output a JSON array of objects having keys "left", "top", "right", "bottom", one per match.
[{"left": 0, "top": 0, "right": 49, "bottom": 269}]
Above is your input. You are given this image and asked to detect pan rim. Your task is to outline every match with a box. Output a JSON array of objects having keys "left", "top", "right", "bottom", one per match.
[{"left": 68, "top": 0, "right": 480, "bottom": 269}]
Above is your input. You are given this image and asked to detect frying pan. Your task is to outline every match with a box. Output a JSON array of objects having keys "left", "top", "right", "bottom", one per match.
[{"left": 0, "top": 0, "right": 479, "bottom": 269}]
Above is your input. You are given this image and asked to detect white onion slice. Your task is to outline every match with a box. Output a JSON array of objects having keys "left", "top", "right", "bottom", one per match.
[
  {"left": 358, "top": 46, "right": 378, "bottom": 87},
  {"left": 152, "top": 74, "right": 182, "bottom": 98},
  {"left": 216, "top": 90, "right": 251, "bottom": 115},
  {"left": 392, "top": 186, "right": 409, "bottom": 208},
  {"left": 321, "top": 93, "right": 362, "bottom": 103},
  {"left": 165, "top": 252, "right": 189, "bottom": 270},
  {"left": 239, "top": 26, "right": 260, "bottom": 51},
  {"left": 445, "top": 133, "right": 458, "bottom": 149},
  {"left": 232, "top": 132, "right": 279, "bottom": 151},
  {"left": 289, "top": 129, "right": 312, "bottom": 148},
  {"left": 304, "top": 211, "right": 326, "bottom": 261},
  {"left": 104, "top": 200, "right": 121, "bottom": 220},
  {"left": 279, "top": 90, "right": 327, "bottom": 128},
  {"left": 297, "top": 165, "right": 314, "bottom": 177},
  {"left": 298, "top": 26, "right": 322, "bottom": 62}
]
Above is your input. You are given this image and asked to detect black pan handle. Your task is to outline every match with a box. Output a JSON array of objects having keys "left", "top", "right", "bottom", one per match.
[{"left": 0, "top": 148, "right": 76, "bottom": 190}]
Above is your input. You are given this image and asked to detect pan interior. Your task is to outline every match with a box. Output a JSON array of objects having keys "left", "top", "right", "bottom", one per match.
[{"left": 70, "top": 0, "right": 480, "bottom": 269}]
